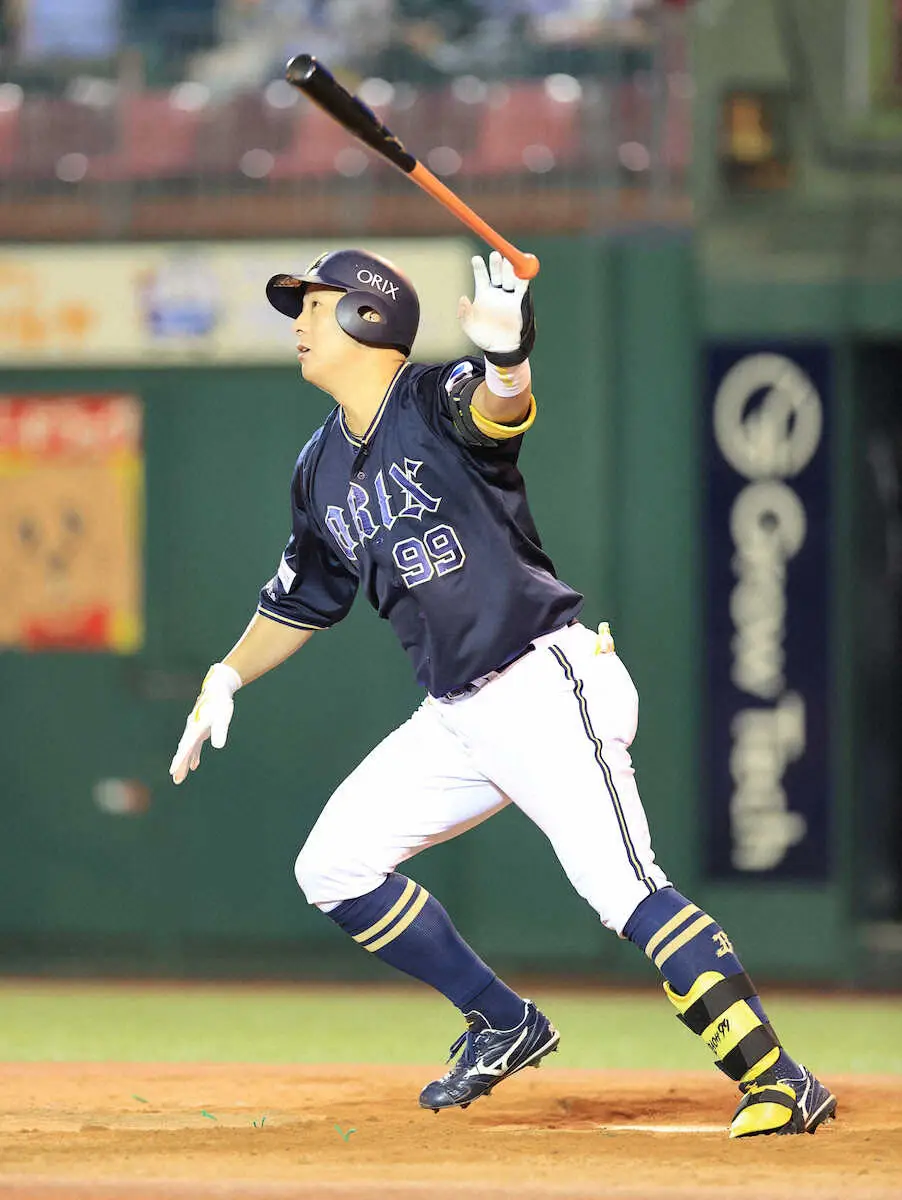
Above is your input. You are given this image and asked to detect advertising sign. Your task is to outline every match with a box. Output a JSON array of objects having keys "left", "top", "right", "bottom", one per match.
[
  {"left": 0, "top": 239, "right": 471, "bottom": 366},
  {"left": 705, "top": 345, "right": 831, "bottom": 879},
  {"left": 0, "top": 394, "right": 143, "bottom": 652}
]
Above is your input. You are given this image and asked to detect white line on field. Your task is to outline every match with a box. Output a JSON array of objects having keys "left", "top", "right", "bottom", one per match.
[
  {"left": 486, "top": 1123, "right": 726, "bottom": 1134},
  {"left": 599, "top": 1124, "right": 725, "bottom": 1134}
]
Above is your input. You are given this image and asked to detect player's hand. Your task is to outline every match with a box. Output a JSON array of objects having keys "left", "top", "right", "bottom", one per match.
[
  {"left": 169, "top": 663, "right": 242, "bottom": 785},
  {"left": 458, "top": 251, "right": 536, "bottom": 366}
]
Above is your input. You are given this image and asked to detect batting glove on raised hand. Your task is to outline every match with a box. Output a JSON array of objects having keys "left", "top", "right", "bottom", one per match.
[
  {"left": 458, "top": 251, "right": 536, "bottom": 366},
  {"left": 169, "top": 662, "right": 242, "bottom": 785}
]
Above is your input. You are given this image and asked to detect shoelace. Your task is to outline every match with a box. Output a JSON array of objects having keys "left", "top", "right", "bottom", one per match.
[
  {"left": 446, "top": 1031, "right": 468, "bottom": 1063},
  {"left": 445, "top": 1027, "right": 490, "bottom": 1070}
]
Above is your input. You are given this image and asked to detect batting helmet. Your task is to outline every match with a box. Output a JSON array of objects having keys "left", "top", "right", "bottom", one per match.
[{"left": 266, "top": 249, "right": 420, "bottom": 355}]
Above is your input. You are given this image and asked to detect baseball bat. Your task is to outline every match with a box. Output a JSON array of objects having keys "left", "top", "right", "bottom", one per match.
[{"left": 284, "top": 54, "right": 540, "bottom": 280}]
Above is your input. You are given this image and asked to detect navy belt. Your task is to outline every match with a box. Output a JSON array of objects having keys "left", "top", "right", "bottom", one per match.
[
  {"left": 438, "top": 619, "right": 579, "bottom": 703},
  {"left": 440, "top": 643, "right": 536, "bottom": 702}
]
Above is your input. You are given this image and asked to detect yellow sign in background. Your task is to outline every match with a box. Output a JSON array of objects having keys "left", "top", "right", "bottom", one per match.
[
  {"left": 0, "top": 240, "right": 471, "bottom": 366},
  {"left": 0, "top": 395, "right": 143, "bottom": 652}
]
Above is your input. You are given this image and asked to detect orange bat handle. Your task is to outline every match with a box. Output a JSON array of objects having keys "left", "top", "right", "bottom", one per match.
[{"left": 409, "top": 163, "right": 540, "bottom": 280}]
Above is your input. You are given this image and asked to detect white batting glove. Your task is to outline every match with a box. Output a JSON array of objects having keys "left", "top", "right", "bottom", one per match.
[
  {"left": 169, "top": 662, "right": 242, "bottom": 785},
  {"left": 458, "top": 251, "right": 534, "bottom": 360}
]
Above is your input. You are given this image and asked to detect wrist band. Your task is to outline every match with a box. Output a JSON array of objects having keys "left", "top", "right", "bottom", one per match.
[
  {"left": 484, "top": 357, "right": 531, "bottom": 398},
  {"left": 206, "top": 662, "right": 243, "bottom": 694},
  {"left": 470, "top": 394, "right": 536, "bottom": 439}
]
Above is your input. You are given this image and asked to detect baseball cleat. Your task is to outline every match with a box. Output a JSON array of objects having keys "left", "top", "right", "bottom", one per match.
[
  {"left": 729, "top": 1065, "right": 837, "bottom": 1138},
  {"left": 419, "top": 1000, "right": 560, "bottom": 1112}
]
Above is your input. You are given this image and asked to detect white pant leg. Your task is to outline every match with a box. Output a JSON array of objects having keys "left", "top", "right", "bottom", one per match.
[
  {"left": 295, "top": 701, "right": 507, "bottom": 908},
  {"left": 431, "top": 622, "right": 670, "bottom": 934}
]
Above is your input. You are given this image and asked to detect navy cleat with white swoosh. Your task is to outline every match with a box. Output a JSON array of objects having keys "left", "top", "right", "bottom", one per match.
[{"left": 419, "top": 1000, "right": 560, "bottom": 1112}]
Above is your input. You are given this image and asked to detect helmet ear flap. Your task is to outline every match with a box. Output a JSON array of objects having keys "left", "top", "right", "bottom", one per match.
[{"left": 335, "top": 291, "right": 410, "bottom": 353}]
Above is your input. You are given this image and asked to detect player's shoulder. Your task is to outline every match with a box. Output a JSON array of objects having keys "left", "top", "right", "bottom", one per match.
[{"left": 406, "top": 356, "right": 483, "bottom": 395}]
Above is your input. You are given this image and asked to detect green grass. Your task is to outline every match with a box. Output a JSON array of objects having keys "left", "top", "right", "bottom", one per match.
[{"left": 0, "top": 982, "right": 899, "bottom": 1073}]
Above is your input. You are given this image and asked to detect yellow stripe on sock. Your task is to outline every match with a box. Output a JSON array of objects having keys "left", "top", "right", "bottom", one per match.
[
  {"left": 644, "top": 904, "right": 699, "bottom": 962},
  {"left": 653, "top": 914, "right": 714, "bottom": 969},
  {"left": 352, "top": 878, "right": 417, "bottom": 944},
  {"left": 363, "top": 887, "right": 430, "bottom": 953}
]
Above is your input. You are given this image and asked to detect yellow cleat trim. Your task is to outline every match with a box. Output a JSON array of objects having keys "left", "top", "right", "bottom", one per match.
[{"left": 729, "top": 1084, "right": 798, "bottom": 1139}]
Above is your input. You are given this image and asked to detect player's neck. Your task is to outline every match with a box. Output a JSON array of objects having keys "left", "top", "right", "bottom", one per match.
[{"left": 330, "top": 355, "right": 406, "bottom": 438}]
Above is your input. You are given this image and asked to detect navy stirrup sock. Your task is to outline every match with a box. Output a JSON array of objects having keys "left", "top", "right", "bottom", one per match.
[
  {"left": 624, "top": 886, "right": 802, "bottom": 1083},
  {"left": 329, "top": 873, "right": 524, "bottom": 1030}
]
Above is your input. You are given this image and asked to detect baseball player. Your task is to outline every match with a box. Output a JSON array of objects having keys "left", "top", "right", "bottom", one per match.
[{"left": 170, "top": 248, "right": 836, "bottom": 1138}]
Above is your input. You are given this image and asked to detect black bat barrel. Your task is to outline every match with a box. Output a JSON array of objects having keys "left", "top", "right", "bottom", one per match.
[{"left": 285, "top": 54, "right": 417, "bottom": 174}]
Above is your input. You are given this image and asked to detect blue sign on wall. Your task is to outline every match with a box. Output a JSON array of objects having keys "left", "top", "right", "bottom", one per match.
[{"left": 705, "top": 344, "right": 832, "bottom": 880}]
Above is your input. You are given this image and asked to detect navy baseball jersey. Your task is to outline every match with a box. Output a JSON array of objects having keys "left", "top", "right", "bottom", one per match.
[{"left": 258, "top": 358, "right": 583, "bottom": 696}]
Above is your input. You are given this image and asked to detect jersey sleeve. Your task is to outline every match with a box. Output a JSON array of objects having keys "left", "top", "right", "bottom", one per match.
[
  {"left": 257, "top": 452, "right": 358, "bottom": 631},
  {"left": 416, "top": 357, "right": 536, "bottom": 456}
]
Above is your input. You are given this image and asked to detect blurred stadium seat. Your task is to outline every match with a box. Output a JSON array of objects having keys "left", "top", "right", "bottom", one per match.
[
  {"left": 614, "top": 77, "right": 654, "bottom": 150},
  {"left": 456, "top": 79, "right": 583, "bottom": 177},
  {"left": 194, "top": 91, "right": 295, "bottom": 179},
  {"left": 268, "top": 96, "right": 391, "bottom": 181},
  {"left": 0, "top": 98, "right": 21, "bottom": 174},
  {"left": 0, "top": 2, "right": 692, "bottom": 230},
  {"left": 0, "top": 75, "right": 690, "bottom": 195},
  {"left": 12, "top": 97, "right": 116, "bottom": 181},
  {"left": 88, "top": 92, "right": 204, "bottom": 182}
]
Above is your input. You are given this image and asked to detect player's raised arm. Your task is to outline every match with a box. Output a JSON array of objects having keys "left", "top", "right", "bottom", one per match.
[
  {"left": 458, "top": 252, "right": 536, "bottom": 430},
  {"left": 169, "top": 613, "right": 315, "bottom": 786}
]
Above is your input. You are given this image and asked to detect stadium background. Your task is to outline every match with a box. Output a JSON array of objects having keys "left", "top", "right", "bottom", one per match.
[{"left": 0, "top": 3, "right": 901, "bottom": 1196}]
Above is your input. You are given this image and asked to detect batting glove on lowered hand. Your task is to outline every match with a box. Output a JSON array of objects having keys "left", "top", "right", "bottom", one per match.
[
  {"left": 169, "top": 662, "right": 242, "bottom": 785},
  {"left": 458, "top": 251, "right": 536, "bottom": 367}
]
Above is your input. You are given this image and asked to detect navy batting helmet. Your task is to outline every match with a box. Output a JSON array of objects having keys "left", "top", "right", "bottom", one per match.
[{"left": 266, "top": 249, "right": 420, "bottom": 355}]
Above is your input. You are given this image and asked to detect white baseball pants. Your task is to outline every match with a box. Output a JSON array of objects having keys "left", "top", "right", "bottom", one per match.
[{"left": 295, "top": 621, "right": 670, "bottom": 934}]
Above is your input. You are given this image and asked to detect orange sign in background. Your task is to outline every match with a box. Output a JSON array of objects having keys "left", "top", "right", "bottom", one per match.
[{"left": 0, "top": 394, "right": 143, "bottom": 652}]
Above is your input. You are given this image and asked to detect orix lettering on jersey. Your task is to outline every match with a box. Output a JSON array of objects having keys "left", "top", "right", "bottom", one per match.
[
  {"left": 325, "top": 459, "right": 441, "bottom": 561},
  {"left": 258, "top": 358, "right": 584, "bottom": 697}
]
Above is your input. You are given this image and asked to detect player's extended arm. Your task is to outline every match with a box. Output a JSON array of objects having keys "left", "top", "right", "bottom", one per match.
[
  {"left": 169, "top": 613, "right": 315, "bottom": 785},
  {"left": 458, "top": 252, "right": 536, "bottom": 427}
]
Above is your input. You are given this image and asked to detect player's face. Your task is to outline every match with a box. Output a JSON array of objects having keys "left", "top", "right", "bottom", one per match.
[{"left": 293, "top": 285, "right": 355, "bottom": 386}]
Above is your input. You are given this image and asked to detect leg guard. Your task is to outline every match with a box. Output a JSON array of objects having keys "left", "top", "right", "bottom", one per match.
[
  {"left": 665, "top": 967, "right": 838, "bottom": 1138},
  {"left": 664, "top": 969, "right": 781, "bottom": 1084}
]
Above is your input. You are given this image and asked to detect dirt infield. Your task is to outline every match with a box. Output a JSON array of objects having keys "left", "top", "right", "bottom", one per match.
[{"left": 0, "top": 1064, "right": 898, "bottom": 1200}]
